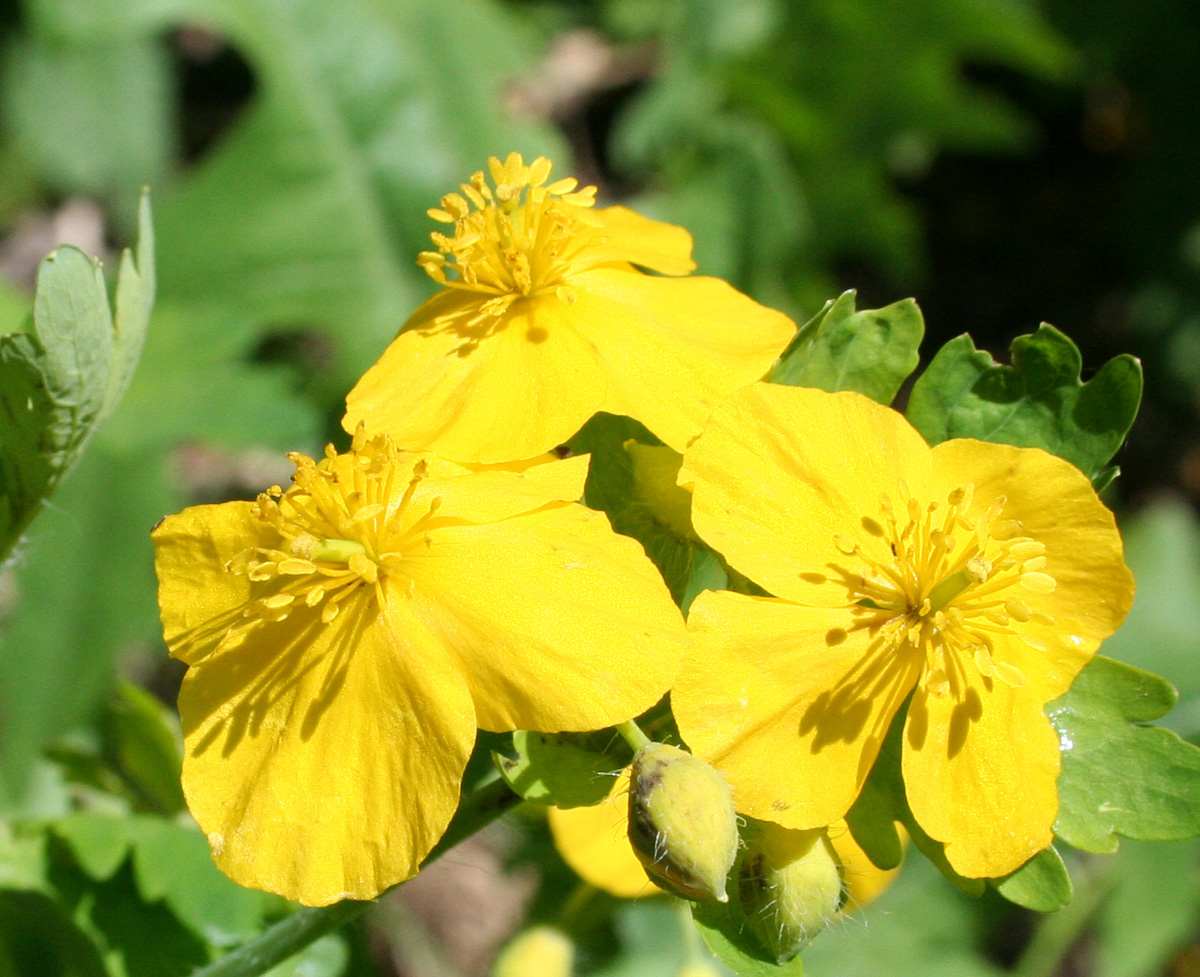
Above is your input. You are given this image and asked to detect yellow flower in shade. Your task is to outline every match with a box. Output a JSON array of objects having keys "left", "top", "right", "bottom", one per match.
[
  {"left": 672, "top": 384, "right": 1134, "bottom": 879},
  {"left": 342, "top": 153, "right": 796, "bottom": 463},
  {"left": 548, "top": 771, "right": 896, "bottom": 910},
  {"left": 152, "top": 432, "right": 687, "bottom": 906}
]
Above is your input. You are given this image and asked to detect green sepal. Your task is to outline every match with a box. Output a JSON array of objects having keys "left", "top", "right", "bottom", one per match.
[
  {"left": 769, "top": 290, "right": 923, "bottom": 404},
  {"left": 905, "top": 325, "right": 1141, "bottom": 484},
  {"left": 990, "top": 846, "right": 1073, "bottom": 912},
  {"left": 569, "top": 413, "right": 728, "bottom": 611},
  {"left": 1048, "top": 655, "right": 1200, "bottom": 853},
  {"left": 0, "top": 191, "right": 154, "bottom": 564},
  {"left": 692, "top": 897, "right": 806, "bottom": 976},
  {"left": 493, "top": 730, "right": 630, "bottom": 809}
]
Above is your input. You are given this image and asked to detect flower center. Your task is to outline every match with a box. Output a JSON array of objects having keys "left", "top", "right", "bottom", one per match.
[
  {"left": 225, "top": 433, "right": 440, "bottom": 626},
  {"left": 417, "top": 153, "right": 600, "bottom": 317},
  {"left": 828, "top": 482, "right": 1059, "bottom": 697}
]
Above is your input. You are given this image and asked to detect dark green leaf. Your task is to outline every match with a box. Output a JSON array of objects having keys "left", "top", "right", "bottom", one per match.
[
  {"left": 906, "top": 326, "right": 1141, "bottom": 484},
  {"left": 99, "top": 681, "right": 185, "bottom": 816},
  {"left": 990, "top": 846, "right": 1072, "bottom": 912},
  {"left": 495, "top": 730, "right": 628, "bottom": 809},
  {"left": 1048, "top": 656, "right": 1200, "bottom": 853},
  {"left": 769, "top": 290, "right": 923, "bottom": 404},
  {"left": 0, "top": 889, "right": 108, "bottom": 977}
]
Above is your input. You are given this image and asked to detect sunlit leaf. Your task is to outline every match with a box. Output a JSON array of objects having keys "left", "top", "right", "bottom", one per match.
[{"left": 1049, "top": 656, "right": 1200, "bottom": 853}]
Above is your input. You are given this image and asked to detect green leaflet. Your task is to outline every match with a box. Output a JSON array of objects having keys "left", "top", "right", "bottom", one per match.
[
  {"left": 494, "top": 730, "right": 629, "bottom": 809},
  {"left": 569, "top": 413, "right": 728, "bottom": 612},
  {"left": 0, "top": 191, "right": 154, "bottom": 565},
  {"left": 769, "top": 290, "right": 924, "bottom": 404},
  {"left": 990, "top": 847, "right": 1073, "bottom": 913},
  {"left": 1048, "top": 655, "right": 1200, "bottom": 853},
  {"left": 905, "top": 325, "right": 1141, "bottom": 486}
]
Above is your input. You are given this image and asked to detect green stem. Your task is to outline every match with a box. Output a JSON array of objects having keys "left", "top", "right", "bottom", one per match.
[
  {"left": 615, "top": 719, "right": 652, "bottom": 752},
  {"left": 190, "top": 777, "right": 521, "bottom": 977},
  {"left": 1011, "top": 859, "right": 1116, "bottom": 977}
]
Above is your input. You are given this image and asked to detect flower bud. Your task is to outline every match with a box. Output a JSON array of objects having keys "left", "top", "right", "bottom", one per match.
[
  {"left": 492, "top": 926, "right": 573, "bottom": 977},
  {"left": 738, "top": 822, "right": 843, "bottom": 963},
  {"left": 627, "top": 742, "right": 738, "bottom": 902}
]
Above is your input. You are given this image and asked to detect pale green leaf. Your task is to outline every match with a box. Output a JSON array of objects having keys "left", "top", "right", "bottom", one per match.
[{"left": 991, "top": 846, "right": 1072, "bottom": 912}]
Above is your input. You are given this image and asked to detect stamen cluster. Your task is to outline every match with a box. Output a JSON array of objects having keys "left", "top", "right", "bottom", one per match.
[
  {"left": 224, "top": 431, "right": 438, "bottom": 627},
  {"left": 417, "top": 152, "right": 600, "bottom": 317},
  {"left": 828, "top": 481, "right": 1058, "bottom": 697}
]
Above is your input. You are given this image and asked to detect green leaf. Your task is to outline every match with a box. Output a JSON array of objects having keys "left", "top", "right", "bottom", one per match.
[
  {"left": 132, "top": 819, "right": 269, "bottom": 948},
  {"left": 906, "top": 326, "right": 1142, "bottom": 484},
  {"left": 692, "top": 899, "right": 805, "bottom": 976},
  {"left": 99, "top": 681, "right": 185, "bottom": 816},
  {"left": 262, "top": 935, "right": 348, "bottom": 977},
  {"left": 1048, "top": 655, "right": 1200, "bottom": 853},
  {"left": 51, "top": 815, "right": 134, "bottom": 883},
  {"left": 494, "top": 730, "right": 628, "bottom": 809},
  {"left": 990, "top": 846, "right": 1072, "bottom": 912},
  {"left": 569, "top": 413, "right": 727, "bottom": 611},
  {"left": 769, "top": 290, "right": 923, "bottom": 404},
  {"left": 0, "top": 191, "right": 153, "bottom": 563}
]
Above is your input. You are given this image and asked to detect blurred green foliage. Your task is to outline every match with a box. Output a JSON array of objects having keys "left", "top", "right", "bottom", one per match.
[{"left": 1, "top": 0, "right": 1199, "bottom": 974}]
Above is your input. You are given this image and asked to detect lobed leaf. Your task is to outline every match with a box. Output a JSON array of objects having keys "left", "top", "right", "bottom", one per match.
[
  {"left": 906, "top": 325, "right": 1141, "bottom": 485},
  {"left": 1049, "top": 655, "right": 1200, "bottom": 853},
  {"left": 769, "top": 290, "right": 924, "bottom": 404}
]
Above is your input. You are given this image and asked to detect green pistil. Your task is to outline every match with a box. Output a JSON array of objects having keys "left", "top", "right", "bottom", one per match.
[
  {"left": 925, "top": 569, "right": 975, "bottom": 615},
  {"left": 312, "top": 539, "right": 367, "bottom": 564}
]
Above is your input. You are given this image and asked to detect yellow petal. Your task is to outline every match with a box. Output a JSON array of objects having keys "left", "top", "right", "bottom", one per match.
[
  {"left": 548, "top": 769, "right": 662, "bottom": 899},
  {"left": 930, "top": 439, "right": 1134, "bottom": 700},
  {"left": 153, "top": 503, "right": 264, "bottom": 665},
  {"left": 179, "top": 594, "right": 476, "bottom": 905},
  {"left": 680, "top": 385, "right": 933, "bottom": 604},
  {"left": 902, "top": 661, "right": 1060, "bottom": 878},
  {"left": 577, "top": 205, "right": 697, "bottom": 276},
  {"left": 343, "top": 288, "right": 608, "bottom": 464},
  {"left": 403, "top": 504, "right": 687, "bottom": 732},
  {"left": 462, "top": 451, "right": 590, "bottom": 502},
  {"left": 567, "top": 272, "right": 796, "bottom": 453},
  {"left": 673, "top": 590, "right": 922, "bottom": 829},
  {"left": 407, "top": 461, "right": 589, "bottom": 526}
]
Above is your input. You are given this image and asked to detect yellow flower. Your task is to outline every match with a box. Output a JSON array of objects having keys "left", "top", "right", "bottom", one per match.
[
  {"left": 152, "top": 431, "right": 687, "bottom": 906},
  {"left": 342, "top": 153, "right": 796, "bottom": 463},
  {"left": 672, "top": 384, "right": 1134, "bottom": 878}
]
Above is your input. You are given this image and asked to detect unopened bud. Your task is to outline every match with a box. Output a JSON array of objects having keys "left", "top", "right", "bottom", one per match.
[
  {"left": 675, "top": 963, "right": 723, "bottom": 977},
  {"left": 627, "top": 742, "right": 738, "bottom": 902},
  {"left": 492, "top": 926, "right": 573, "bottom": 977},
  {"left": 738, "top": 822, "right": 843, "bottom": 964}
]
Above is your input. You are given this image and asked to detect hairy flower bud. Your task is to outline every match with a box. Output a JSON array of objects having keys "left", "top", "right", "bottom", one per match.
[
  {"left": 738, "top": 822, "right": 844, "bottom": 963},
  {"left": 492, "top": 926, "right": 573, "bottom": 977},
  {"left": 627, "top": 742, "right": 738, "bottom": 902}
]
